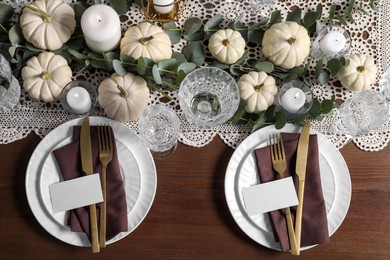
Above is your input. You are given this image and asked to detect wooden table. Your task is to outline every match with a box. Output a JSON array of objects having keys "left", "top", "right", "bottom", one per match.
[{"left": 1, "top": 133, "right": 389, "bottom": 259}]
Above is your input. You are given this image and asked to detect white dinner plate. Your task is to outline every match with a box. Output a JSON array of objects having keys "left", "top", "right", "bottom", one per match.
[
  {"left": 26, "top": 117, "right": 157, "bottom": 247},
  {"left": 225, "top": 123, "right": 351, "bottom": 250}
]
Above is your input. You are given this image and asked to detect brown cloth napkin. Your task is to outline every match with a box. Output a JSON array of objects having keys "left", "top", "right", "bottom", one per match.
[
  {"left": 254, "top": 133, "right": 329, "bottom": 251},
  {"left": 53, "top": 126, "right": 128, "bottom": 242}
]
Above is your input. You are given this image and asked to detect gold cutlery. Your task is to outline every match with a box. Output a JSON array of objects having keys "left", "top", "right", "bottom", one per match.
[
  {"left": 97, "top": 125, "right": 113, "bottom": 248},
  {"left": 295, "top": 122, "right": 311, "bottom": 253},
  {"left": 269, "top": 134, "right": 299, "bottom": 255},
  {"left": 80, "top": 117, "right": 100, "bottom": 253}
]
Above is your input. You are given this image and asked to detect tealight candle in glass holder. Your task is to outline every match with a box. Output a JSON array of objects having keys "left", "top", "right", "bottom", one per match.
[
  {"left": 276, "top": 80, "right": 313, "bottom": 117},
  {"left": 311, "top": 24, "right": 351, "bottom": 61},
  {"left": 60, "top": 80, "right": 97, "bottom": 116}
]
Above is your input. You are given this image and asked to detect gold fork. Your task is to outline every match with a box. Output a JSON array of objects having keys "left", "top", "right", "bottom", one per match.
[
  {"left": 269, "top": 134, "right": 299, "bottom": 255},
  {"left": 97, "top": 125, "right": 113, "bottom": 248}
]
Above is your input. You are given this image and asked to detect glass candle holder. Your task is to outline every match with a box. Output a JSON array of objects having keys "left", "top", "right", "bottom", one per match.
[
  {"left": 311, "top": 24, "right": 351, "bottom": 61},
  {"left": 275, "top": 80, "right": 313, "bottom": 118},
  {"left": 142, "top": 0, "right": 183, "bottom": 22},
  {"left": 60, "top": 80, "right": 97, "bottom": 116}
]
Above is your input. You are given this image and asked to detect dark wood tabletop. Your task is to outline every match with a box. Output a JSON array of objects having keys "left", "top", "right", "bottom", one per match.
[{"left": 1, "top": 132, "right": 389, "bottom": 259}]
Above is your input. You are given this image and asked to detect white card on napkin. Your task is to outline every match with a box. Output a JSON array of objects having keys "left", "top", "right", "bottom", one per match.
[
  {"left": 242, "top": 177, "right": 299, "bottom": 216},
  {"left": 49, "top": 174, "right": 103, "bottom": 213}
]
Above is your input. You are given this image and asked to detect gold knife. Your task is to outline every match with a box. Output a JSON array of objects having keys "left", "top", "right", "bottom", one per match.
[
  {"left": 80, "top": 117, "right": 100, "bottom": 253},
  {"left": 295, "top": 121, "right": 311, "bottom": 254}
]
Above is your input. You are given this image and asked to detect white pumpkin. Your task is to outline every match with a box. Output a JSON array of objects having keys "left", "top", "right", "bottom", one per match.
[
  {"left": 120, "top": 22, "right": 172, "bottom": 63},
  {"left": 336, "top": 54, "right": 377, "bottom": 92},
  {"left": 262, "top": 21, "right": 311, "bottom": 69},
  {"left": 237, "top": 71, "right": 278, "bottom": 113},
  {"left": 98, "top": 73, "right": 150, "bottom": 122},
  {"left": 20, "top": 0, "right": 76, "bottom": 51},
  {"left": 208, "top": 29, "right": 246, "bottom": 64},
  {"left": 21, "top": 52, "right": 72, "bottom": 102}
]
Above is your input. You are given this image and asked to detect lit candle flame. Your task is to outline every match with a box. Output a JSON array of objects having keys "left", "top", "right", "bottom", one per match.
[{"left": 97, "top": 15, "right": 102, "bottom": 23}]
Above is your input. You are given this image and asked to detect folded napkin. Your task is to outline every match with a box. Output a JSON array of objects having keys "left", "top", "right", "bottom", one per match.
[
  {"left": 53, "top": 126, "right": 128, "bottom": 242},
  {"left": 254, "top": 133, "right": 329, "bottom": 251}
]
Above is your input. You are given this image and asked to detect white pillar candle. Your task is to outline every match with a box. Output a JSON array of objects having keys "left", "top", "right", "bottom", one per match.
[
  {"left": 66, "top": 87, "right": 92, "bottom": 114},
  {"left": 319, "top": 31, "right": 346, "bottom": 56},
  {"left": 81, "top": 4, "right": 121, "bottom": 53},
  {"left": 153, "top": 0, "right": 174, "bottom": 14},
  {"left": 281, "top": 87, "right": 306, "bottom": 114}
]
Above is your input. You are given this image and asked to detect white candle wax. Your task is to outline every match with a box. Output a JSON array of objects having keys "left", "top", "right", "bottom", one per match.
[
  {"left": 81, "top": 4, "right": 121, "bottom": 53},
  {"left": 319, "top": 31, "right": 346, "bottom": 56},
  {"left": 66, "top": 87, "right": 92, "bottom": 114},
  {"left": 281, "top": 87, "right": 306, "bottom": 114},
  {"left": 153, "top": 0, "right": 174, "bottom": 14}
]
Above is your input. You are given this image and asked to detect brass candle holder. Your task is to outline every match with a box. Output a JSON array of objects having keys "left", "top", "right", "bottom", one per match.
[{"left": 142, "top": 0, "right": 184, "bottom": 22}]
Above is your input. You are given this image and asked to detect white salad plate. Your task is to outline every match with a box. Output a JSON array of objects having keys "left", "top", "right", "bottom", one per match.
[
  {"left": 26, "top": 117, "right": 157, "bottom": 247},
  {"left": 225, "top": 123, "right": 351, "bottom": 250}
]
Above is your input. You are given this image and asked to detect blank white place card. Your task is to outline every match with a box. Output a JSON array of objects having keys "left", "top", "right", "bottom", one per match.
[
  {"left": 49, "top": 174, "right": 103, "bottom": 213},
  {"left": 242, "top": 177, "right": 299, "bottom": 216}
]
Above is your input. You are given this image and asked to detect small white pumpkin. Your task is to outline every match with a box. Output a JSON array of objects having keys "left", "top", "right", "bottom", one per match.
[
  {"left": 237, "top": 71, "right": 278, "bottom": 113},
  {"left": 208, "top": 29, "right": 246, "bottom": 64},
  {"left": 336, "top": 54, "right": 377, "bottom": 92},
  {"left": 20, "top": 0, "right": 76, "bottom": 51},
  {"left": 262, "top": 21, "right": 311, "bottom": 69},
  {"left": 98, "top": 73, "right": 150, "bottom": 122},
  {"left": 120, "top": 22, "right": 172, "bottom": 63},
  {"left": 22, "top": 52, "right": 72, "bottom": 102}
]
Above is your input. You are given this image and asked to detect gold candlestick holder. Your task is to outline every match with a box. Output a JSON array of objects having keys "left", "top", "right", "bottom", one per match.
[{"left": 142, "top": 0, "right": 184, "bottom": 22}]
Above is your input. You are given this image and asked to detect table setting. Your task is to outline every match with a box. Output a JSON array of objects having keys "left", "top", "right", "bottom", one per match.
[{"left": 0, "top": 0, "right": 389, "bottom": 257}]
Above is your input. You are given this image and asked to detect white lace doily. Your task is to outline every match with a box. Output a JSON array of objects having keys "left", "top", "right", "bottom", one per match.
[{"left": 1, "top": 0, "right": 389, "bottom": 152}]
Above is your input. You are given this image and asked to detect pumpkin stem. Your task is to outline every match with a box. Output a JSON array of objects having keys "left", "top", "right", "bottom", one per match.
[
  {"left": 357, "top": 66, "right": 365, "bottom": 73},
  {"left": 24, "top": 3, "right": 52, "bottom": 23},
  {"left": 222, "top": 39, "right": 230, "bottom": 47},
  {"left": 254, "top": 84, "right": 264, "bottom": 92},
  {"left": 287, "top": 37, "right": 296, "bottom": 45},
  {"left": 117, "top": 85, "right": 129, "bottom": 98},
  {"left": 41, "top": 71, "right": 51, "bottom": 80},
  {"left": 139, "top": 36, "right": 154, "bottom": 45}
]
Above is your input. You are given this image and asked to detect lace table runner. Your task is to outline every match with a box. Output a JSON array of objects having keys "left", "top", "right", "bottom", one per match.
[{"left": 1, "top": 0, "right": 389, "bottom": 151}]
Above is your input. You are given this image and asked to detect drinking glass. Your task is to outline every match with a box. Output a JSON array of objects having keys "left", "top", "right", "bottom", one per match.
[
  {"left": 138, "top": 104, "right": 180, "bottom": 159},
  {"left": 249, "top": 0, "right": 275, "bottom": 17},
  {"left": 335, "top": 90, "right": 389, "bottom": 138},
  {"left": 178, "top": 67, "right": 240, "bottom": 128}
]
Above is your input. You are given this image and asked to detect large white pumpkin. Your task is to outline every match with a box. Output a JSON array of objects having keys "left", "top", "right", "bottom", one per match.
[{"left": 262, "top": 21, "right": 311, "bottom": 69}]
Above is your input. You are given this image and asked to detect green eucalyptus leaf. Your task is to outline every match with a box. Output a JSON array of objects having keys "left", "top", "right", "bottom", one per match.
[
  {"left": 8, "top": 46, "right": 17, "bottom": 58},
  {"left": 327, "top": 58, "right": 341, "bottom": 76},
  {"left": 254, "top": 60, "right": 274, "bottom": 73},
  {"left": 340, "top": 56, "right": 349, "bottom": 67},
  {"left": 25, "top": 42, "right": 42, "bottom": 52},
  {"left": 184, "top": 17, "right": 203, "bottom": 35},
  {"left": 284, "top": 73, "right": 298, "bottom": 82},
  {"left": 183, "top": 31, "right": 204, "bottom": 42},
  {"left": 275, "top": 112, "right": 287, "bottom": 129},
  {"left": 321, "top": 99, "right": 334, "bottom": 114},
  {"left": 317, "top": 70, "right": 329, "bottom": 85},
  {"left": 248, "top": 28, "right": 264, "bottom": 45},
  {"left": 204, "top": 14, "right": 223, "bottom": 31},
  {"left": 309, "top": 98, "right": 321, "bottom": 118},
  {"left": 176, "top": 70, "right": 187, "bottom": 85},
  {"left": 316, "top": 3, "right": 323, "bottom": 18},
  {"left": 210, "top": 60, "right": 230, "bottom": 69},
  {"left": 172, "top": 52, "right": 188, "bottom": 64},
  {"left": 329, "top": 5, "right": 337, "bottom": 20},
  {"left": 113, "top": 59, "right": 127, "bottom": 76},
  {"left": 91, "top": 59, "right": 111, "bottom": 70},
  {"left": 336, "top": 14, "right": 348, "bottom": 26},
  {"left": 109, "top": 0, "right": 128, "bottom": 15},
  {"left": 183, "top": 41, "right": 205, "bottom": 66},
  {"left": 177, "top": 62, "right": 196, "bottom": 74},
  {"left": 251, "top": 111, "right": 267, "bottom": 132},
  {"left": 72, "top": 2, "right": 87, "bottom": 23},
  {"left": 231, "top": 106, "right": 246, "bottom": 125},
  {"left": 303, "top": 11, "right": 320, "bottom": 29},
  {"left": 163, "top": 22, "right": 181, "bottom": 44},
  {"left": 293, "top": 114, "right": 308, "bottom": 126},
  {"left": 68, "top": 48, "right": 89, "bottom": 59},
  {"left": 8, "top": 24, "right": 22, "bottom": 45},
  {"left": 152, "top": 64, "right": 163, "bottom": 85},
  {"left": 235, "top": 51, "right": 248, "bottom": 65},
  {"left": 120, "top": 54, "right": 137, "bottom": 64},
  {"left": 158, "top": 58, "right": 177, "bottom": 75},
  {"left": 315, "top": 59, "right": 323, "bottom": 79},
  {"left": 137, "top": 56, "right": 154, "bottom": 75},
  {"left": 230, "top": 65, "right": 244, "bottom": 76},
  {"left": 286, "top": 7, "right": 302, "bottom": 23},
  {"left": 0, "top": 4, "right": 14, "bottom": 26},
  {"left": 290, "top": 66, "right": 305, "bottom": 77},
  {"left": 269, "top": 10, "right": 282, "bottom": 26}
]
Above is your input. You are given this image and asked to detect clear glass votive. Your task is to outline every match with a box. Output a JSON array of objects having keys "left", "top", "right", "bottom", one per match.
[
  {"left": 248, "top": 0, "right": 275, "bottom": 17},
  {"left": 311, "top": 24, "right": 351, "bottom": 61},
  {"left": 138, "top": 104, "right": 180, "bottom": 159},
  {"left": 335, "top": 90, "right": 389, "bottom": 138},
  {"left": 60, "top": 80, "right": 97, "bottom": 116},
  {"left": 275, "top": 80, "right": 313, "bottom": 118},
  {"left": 178, "top": 67, "right": 240, "bottom": 128}
]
